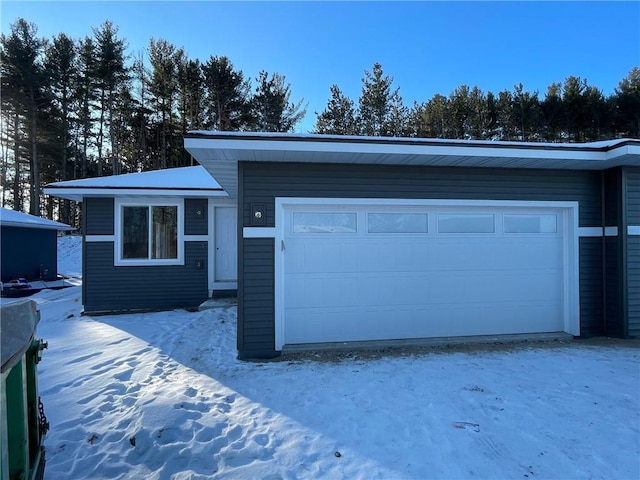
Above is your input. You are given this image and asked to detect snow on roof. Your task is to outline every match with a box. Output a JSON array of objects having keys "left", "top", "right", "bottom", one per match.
[
  {"left": 46, "top": 165, "right": 222, "bottom": 190},
  {"left": 44, "top": 166, "right": 228, "bottom": 202},
  {"left": 0, "top": 208, "right": 75, "bottom": 230}
]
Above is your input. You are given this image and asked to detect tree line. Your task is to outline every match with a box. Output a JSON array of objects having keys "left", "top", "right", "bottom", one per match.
[
  {"left": 1, "top": 17, "right": 638, "bottom": 227},
  {"left": 315, "top": 63, "right": 640, "bottom": 142},
  {"left": 1, "top": 18, "right": 306, "bottom": 223}
]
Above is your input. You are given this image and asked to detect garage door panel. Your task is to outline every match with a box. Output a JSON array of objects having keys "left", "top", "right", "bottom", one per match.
[
  {"left": 282, "top": 203, "right": 570, "bottom": 346},
  {"left": 284, "top": 302, "right": 563, "bottom": 344}
]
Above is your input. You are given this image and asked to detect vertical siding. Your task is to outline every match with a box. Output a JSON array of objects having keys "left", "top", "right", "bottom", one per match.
[
  {"left": 626, "top": 168, "right": 640, "bottom": 337},
  {"left": 85, "top": 197, "right": 114, "bottom": 235},
  {"left": 579, "top": 237, "right": 604, "bottom": 336},
  {"left": 84, "top": 241, "right": 208, "bottom": 313},
  {"left": 603, "top": 168, "right": 623, "bottom": 336},
  {"left": 239, "top": 162, "right": 604, "bottom": 357},
  {"left": 605, "top": 237, "right": 624, "bottom": 337},
  {"left": 238, "top": 238, "right": 275, "bottom": 358},
  {"left": 184, "top": 198, "right": 208, "bottom": 235}
]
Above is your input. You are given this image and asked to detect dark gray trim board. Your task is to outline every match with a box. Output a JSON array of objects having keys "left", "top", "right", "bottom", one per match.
[{"left": 236, "top": 161, "right": 638, "bottom": 359}]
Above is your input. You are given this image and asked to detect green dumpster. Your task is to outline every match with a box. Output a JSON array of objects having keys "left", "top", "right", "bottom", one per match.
[{"left": 1, "top": 300, "right": 48, "bottom": 480}]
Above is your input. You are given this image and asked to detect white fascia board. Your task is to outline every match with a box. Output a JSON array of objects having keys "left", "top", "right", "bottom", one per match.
[
  {"left": 186, "top": 137, "right": 612, "bottom": 163},
  {"left": 44, "top": 187, "right": 228, "bottom": 201}
]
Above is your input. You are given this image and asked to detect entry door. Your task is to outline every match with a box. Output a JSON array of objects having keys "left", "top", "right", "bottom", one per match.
[{"left": 215, "top": 207, "right": 237, "bottom": 282}]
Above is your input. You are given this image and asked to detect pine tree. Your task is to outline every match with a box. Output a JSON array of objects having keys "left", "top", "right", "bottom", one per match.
[
  {"left": 357, "top": 63, "right": 395, "bottom": 136},
  {"left": 612, "top": 67, "right": 640, "bottom": 138},
  {"left": 541, "top": 83, "right": 563, "bottom": 141},
  {"left": 75, "top": 36, "right": 97, "bottom": 177},
  {"left": 45, "top": 33, "right": 78, "bottom": 223},
  {"left": 201, "top": 55, "right": 251, "bottom": 131},
  {"left": 250, "top": 71, "right": 306, "bottom": 132},
  {"left": 93, "top": 20, "right": 128, "bottom": 175},
  {"left": 314, "top": 85, "right": 357, "bottom": 135},
  {"left": 0, "top": 18, "right": 48, "bottom": 214},
  {"left": 148, "top": 38, "right": 180, "bottom": 169}
]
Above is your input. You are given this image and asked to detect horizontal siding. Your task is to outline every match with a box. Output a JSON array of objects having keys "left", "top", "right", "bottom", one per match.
[
  {"left": 85, "top": 197, "right": 114, "bottom": 235},
  {"left": 242, "top": 163, "right": 602, "bottom": 228},
  {"left": 184, "top": 198, "right": 208, "bottom": 236},
  {"left": 238, "top": 238, "right": 275, "bottom": 357},
  {"left": 84, "top": 241, "right": 208, "bottom": 313},
  {"left": 628, "top": 236, "right": 640, "bottom": 338},
  {"left": 239, "top": 162, "right": 605, "bottom": 355},
  {"left": 579, "top": 237, "right": 604, "bottom": 336},
  {"left": 626, "top": 167, "right": 640, "bottom": 225},
  {"left": 0, "top": 227, "right": 58, "bottom": 282}
]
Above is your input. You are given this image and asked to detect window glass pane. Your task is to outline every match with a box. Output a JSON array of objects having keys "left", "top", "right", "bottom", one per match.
[
  {"left": 122, "top": 207, "right": 149, "bottom": 258},
  {"left": 151, "top": 206, "right": 178, "bottom": 259},
  {"left": 438, "top": 213, "right": 495, "bottom": 233},
  {"left": 504, "top": 214, "right": 557, "bottom": 233},
  {"left": 293, "top": 212, "right": 357, "bottom": 233},
  {"left": 368, "top": 213, "right": 428, "bottom": 233}
]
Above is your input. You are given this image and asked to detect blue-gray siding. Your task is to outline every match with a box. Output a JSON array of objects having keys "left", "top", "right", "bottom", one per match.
[
  {"left": 82, "top": 196, "right": 209, "bottom": 313},
  {"left": 627, "top": 168, "right": 640, "bottom": 337},
  {"left": 238, "top": 162, "right": 605, "bottom": 358},
  {"left": 238, "top": 238, "right": 275, "bottom": 357},
  {"left": 0, "top": 227, "right": 59, "bottom": 282},
  {"left": 184, "top": 198, "right": 208, "bottom": 236},
  {"left": 85, "top": 198, "right": 114, "bottom": 235},
  {"left": 83, "top": 241, "right": 208, "bottom": 313}
]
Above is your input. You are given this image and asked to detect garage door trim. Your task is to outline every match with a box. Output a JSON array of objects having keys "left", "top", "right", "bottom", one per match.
[{"left": 274, "top": 197, "right": 580, "bottom": 350}]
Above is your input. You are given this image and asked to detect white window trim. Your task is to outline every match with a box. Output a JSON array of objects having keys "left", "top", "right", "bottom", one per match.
[
  {"left": 114, "top": 198, "right": 184, "bottom": 266},
  {"left": 274, "top": 197, "right": 581, "bottom": 350}
]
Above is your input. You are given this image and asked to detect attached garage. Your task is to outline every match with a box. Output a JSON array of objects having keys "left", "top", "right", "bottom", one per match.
[
  {"left": 276, "top": 199, "right": 579, "bottom": 348},
  {"left": 184, "top": 132, "right": 640, "bottom": 359}
]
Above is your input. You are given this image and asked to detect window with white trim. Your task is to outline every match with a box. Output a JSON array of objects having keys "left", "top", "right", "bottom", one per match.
[
  {"left": 368, "top": 213, "right": 428, "bottom": 233},
  {"left": 437, "top": 213, "right": 495, "bottom": 233},
  {"left": 292, "top": 212, "right": 357, "bottom": 233},
  {"left": 503, "top": 214, "right": 557, "bottom": 233},
  {"left": 116, "top": 200, "right": 183, "bottom": 265}
]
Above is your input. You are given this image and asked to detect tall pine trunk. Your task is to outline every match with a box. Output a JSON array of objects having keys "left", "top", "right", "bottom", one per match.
[{"left": 12, "top": 112, "right": 21, "bottom": 211}]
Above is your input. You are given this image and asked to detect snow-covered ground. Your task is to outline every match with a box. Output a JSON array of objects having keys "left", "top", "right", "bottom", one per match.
[{"left": 24, "top": 237, "right": 640, "bottom": 478}]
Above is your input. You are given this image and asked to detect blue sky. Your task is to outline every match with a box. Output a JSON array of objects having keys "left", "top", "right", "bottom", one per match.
[{"left": 2, "top": 1, "right": 639, "bottom": 133}]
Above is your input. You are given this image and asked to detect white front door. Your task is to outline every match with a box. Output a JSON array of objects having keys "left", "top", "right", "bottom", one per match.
[
  {"left": 215, "top": 207, "right": 237, "bottom": 282},
  {"left": 276, "top": 199, "right": 579, "bottom": 348}
]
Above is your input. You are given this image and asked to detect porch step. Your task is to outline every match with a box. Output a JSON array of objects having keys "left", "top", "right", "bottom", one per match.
[{"left": 198, "top": 297, "right": 237, "bottom": 311}]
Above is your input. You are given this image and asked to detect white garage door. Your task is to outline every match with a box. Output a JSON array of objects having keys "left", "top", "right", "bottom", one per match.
[{"left": 278, "top": 200, "right": 575, "bottom": 347}]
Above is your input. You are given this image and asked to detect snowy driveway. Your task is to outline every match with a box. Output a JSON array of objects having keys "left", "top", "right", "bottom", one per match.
[{"left": 32, "top": 286, "right": 640, "bottom": 480}]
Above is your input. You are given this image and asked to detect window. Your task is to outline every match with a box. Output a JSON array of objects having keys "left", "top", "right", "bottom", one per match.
[
  {"left": 116, "top": 201, "right": 182, "bottom": 265},
  {"left": 437, "top": 213, "right": 495, "bottom": 233},
  {"left": 368, "top": 213, "right": 428, "bottom": 233},
  {"left": 504, "top": 214, "right": 557, "bottom": 233},
  {"left": 293, "top": 212, "right": 357, "bottom": 233}
]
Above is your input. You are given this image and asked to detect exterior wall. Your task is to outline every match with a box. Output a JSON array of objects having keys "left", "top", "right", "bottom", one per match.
[
  {"left": 626, "top": 168, "right": 640, "bottom": 337},
  {"left": 603, "top": 168, "right": 624, "bottom": 337},
  {"left": 603, "top": 167, "right": 640, "bottom": 338},
  {"left": 184, "top": 198, "right": 208, "bottom": 236},
  {"left": 82, "top": 197, "right": 209, "bottom": 313},
  {"left": 0, "top": 227, "right": 58, "bottom": 282},
  {"left": 83, "top": 241, "right": 208, "bottom": 312},
  {"left": 238, "top": 161, "right": 605, "bottom": 358}
]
